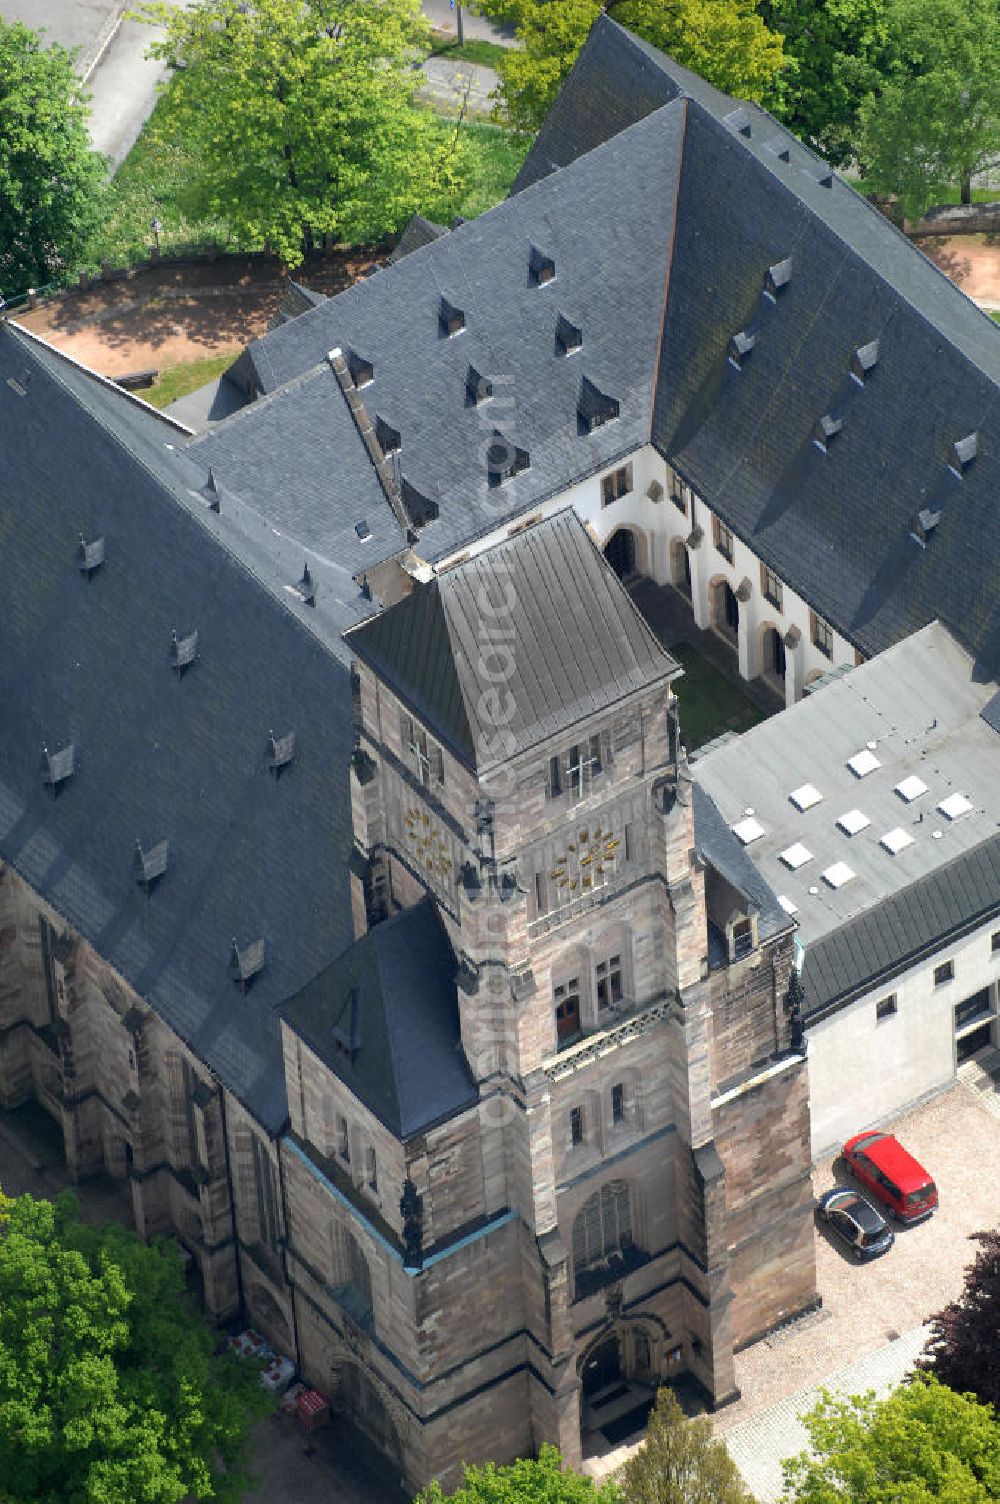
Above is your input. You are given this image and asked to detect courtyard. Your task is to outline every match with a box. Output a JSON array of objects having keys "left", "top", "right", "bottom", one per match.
[{"left": 584, "top": 1074, "right": 1000, "bottom": 1496}]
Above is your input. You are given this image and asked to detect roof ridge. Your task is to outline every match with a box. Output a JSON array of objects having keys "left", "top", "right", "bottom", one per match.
[{"left": 7, "top": 320, "right": 194, "bottom": 436}]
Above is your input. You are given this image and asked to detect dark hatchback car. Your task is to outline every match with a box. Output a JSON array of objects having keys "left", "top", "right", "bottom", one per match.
[{"left": 817, "top": 1187, "right": 895, "bottom": 1261}]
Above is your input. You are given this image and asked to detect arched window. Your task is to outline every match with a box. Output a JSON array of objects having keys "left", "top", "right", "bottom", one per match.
[
  {"left": 332, "top": 1224, "right": 374, "bottom": 1332},
  {"left": 572, "top": 1180, "right": 642, "bottom": 1297}
]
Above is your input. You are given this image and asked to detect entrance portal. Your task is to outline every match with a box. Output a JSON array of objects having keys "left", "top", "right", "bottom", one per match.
[
  {"left": 604, "top": 529, "right": 637, "bottom": 581},
  {"left": 582, "top": 1336, "right": 621, "bottom": 1398}
]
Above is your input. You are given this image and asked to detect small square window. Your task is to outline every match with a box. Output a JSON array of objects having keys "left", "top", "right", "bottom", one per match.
[
  {"left": 934, "top": 960, "right": 954, "bottom": 986},
  {"left": 570, "top": 1106, "right": 584, "bottom": 1145},
  {"left": 534, "top": 871, "right": 548, "bottom": 918},
  {"left": 669, "top": 472, "right": 687, "bottom": 514},
  {"left": 876, "top": 995, "right": 897, "bottom": 1022},
  {"left": 601, "top": 464, "right": 633, "bottom": 508},
  {"left": 714, "top": 518, "right": 734, "bottom": 563},
  {"left": 811, "top": 611, "right": 833, "bottom": 659},
  {"left": 761, "top": 564, "right": 783, "bottom": 611},
  {"left": 611, "top": 1083, "right": 625, "bottom": 1125}
]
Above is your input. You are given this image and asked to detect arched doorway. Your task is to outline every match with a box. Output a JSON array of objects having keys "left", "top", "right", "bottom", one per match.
[
  {"left": 604, "top": 529, "right": 637, "bottom": 581},
  {"left": 669, "top": 537, "right": 691, "bottom": 599},
  {"left": 582, "top": 1335, "right": 622, "bottom": 1399},
  {"left": 710, "top": 578, "right": 739, "bottom": 641},
  {"left": 760, "top": 624, "right": 785, "bottom": 689}
]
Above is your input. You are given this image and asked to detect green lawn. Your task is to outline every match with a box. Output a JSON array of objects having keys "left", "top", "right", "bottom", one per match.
[
  {"left": 141, "top": 352, "right": 237, "bottom": 409},
  {"left": 91, "top": 80, "right": 531, "bottom": 272},
  {"left": 428, "top": 36, "right": 509, "bottom": 68},
  {"left": 669, "top": 642, "right": 763, "bottom": 750}
]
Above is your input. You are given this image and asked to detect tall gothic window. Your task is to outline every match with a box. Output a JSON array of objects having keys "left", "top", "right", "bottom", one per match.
[
  {"left": 572, "top": 1180, "right": 637, "bottom": 1297},
  {"left": 332, "top": 1224, "right": 374, "bottom": 1331}
]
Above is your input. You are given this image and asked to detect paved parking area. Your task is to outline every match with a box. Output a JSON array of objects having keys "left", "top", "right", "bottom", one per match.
[{"left": 587, "top": 1079, "right": 1000, "bottom": 1490}]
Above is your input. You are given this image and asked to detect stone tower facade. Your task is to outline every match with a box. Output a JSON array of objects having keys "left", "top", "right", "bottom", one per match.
[{"left": 276, "top": 513, "right": 817, "bottom": 1489}]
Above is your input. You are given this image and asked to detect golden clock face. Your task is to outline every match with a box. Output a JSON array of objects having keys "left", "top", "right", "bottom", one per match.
[
  {"left": 402, "top": 806, "right": 453, "bottom": 883},
  {"left": 549, "top": 824, "right": 620, "bottom": 897}
]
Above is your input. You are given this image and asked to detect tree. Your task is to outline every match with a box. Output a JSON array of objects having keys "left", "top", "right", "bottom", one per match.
[
  {"left": 758, "top": 0, "right": 896, "bottom": 168},
  {"left": 858, "top": 0, "right": 1000, "bottom": 217},
  {"left": 137, "top": 0, "right": 464, "bottom": 267},
  {"left": 472, "top": 0, "right": 786, "bottom": 133},
  {"left": 0, "top": 1190, "right": 270, "bottom": 1504},
  {"left": 415, "top": 1444, "right": 622, "bottom": 1503},
  {"left": 0, "top": 20, "right": 106, "bottom": 296},
  {"left": 918, "top": 1230, "right": 1000, "bottom": 1413},
  {"left": 781, "top": 1373, "right": 1000, "bottom": 1503},
  {"left": 617, "top": 1387, "right": 755, "bottom": 1504}
]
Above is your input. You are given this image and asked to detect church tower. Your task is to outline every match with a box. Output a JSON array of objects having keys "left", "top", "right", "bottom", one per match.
[{"left": 277, "top": 510, "right": 815, "bottom": 1488}]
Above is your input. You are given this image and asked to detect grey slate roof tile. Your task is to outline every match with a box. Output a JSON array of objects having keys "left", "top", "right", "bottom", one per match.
[
  {"left": 801, "top": 836, "right": 1000, "bottom": 1015},
  {"left": 346, "top": 510, "right": 680, "bottom": 771},
  {"left": 218, "top": 105, "right": 685, "bottom": 563},
  {"left": 0, "top": 322, "right": 361, "bottom": 1133},
  {"left": 280, "top": 898, "right": 476, "bottom": 1140}
]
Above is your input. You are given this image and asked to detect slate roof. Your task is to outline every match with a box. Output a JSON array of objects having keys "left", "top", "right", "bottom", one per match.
[
  {"left": 215, "top": 101, "right": 685, "bottom": 563},
  {"left": 196, "top": 13, "right": 1000, "bottom": 676},
  {"left": 0, "top": 320, "right": 362, "bottom": 1132},
  {"left": 800, "top": 836, "right": 1000, "bottom": 1017},
  {"left": 346, "top": 510, "right": 681, "bottom": 771},
  {"left": 268, "top": 278, "right": 328, "bottom": 330},
  {"left": 694, "top": 623, "right": 1000, "bottom": 1016},
  {"left": 390, "top": 213, "right": 450, "bottom": 262},
  {"left": 280, "top": 899, "right": 476, "bottom": 1140},
  {"left": 692, "top": 783, "right": 791, "bottom": 947}
]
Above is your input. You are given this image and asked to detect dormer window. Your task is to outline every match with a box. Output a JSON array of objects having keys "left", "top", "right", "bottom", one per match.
[
  {"left": 555, "top": 314, "right": 582, "bottom": 356},
  {"left": 486, "top": 432, "right": 529, "bottom": 487},
  {"left": 529, "top": 245, "right": 555, "bottom": 285},
  {"left": 466, "top": 365, "right": 493, "bottom": 405},
  {"left": 439, "top": 297, "right": 465, "bottom": 337},
  {"left": 346, "top": 347, "right": 374, "bottom": 387},
  {"left": 813, "top": 413, "right": 842, "bottom": 453},
  {"left": 765, "top": 257, "right": 792, "bottom": 299},
  {"left": 950, "top": 432, "right": 978, "bottom": 475},
  {"left": 851, "top": 340, "right": 879, "bottom": 384},
  {"left": 728, "top": 330, "right": 755, "bottom": 370},
  {"left": 578, "top": 377, "right": 619, "bottom": 434},
  {"left": 374, "top": 414, "right": 400, "bottom": 455}
]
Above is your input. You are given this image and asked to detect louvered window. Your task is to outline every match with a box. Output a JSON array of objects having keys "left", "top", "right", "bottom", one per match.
[
  {"left": 572, "top": 1181, "right": 633, "bottom": 1279},
  {"left": 400, "top": 712, "right": 444, "bottom": 788}
]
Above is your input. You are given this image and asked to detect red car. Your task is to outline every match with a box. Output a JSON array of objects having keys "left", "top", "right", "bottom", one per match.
[{"left": 842, "top": 1131, "right": 938, "bottom": 1223}]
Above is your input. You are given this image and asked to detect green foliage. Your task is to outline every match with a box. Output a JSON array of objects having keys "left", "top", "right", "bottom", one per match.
[
  {"left": 0, "top": 20, "right": 107, "bottom": 296},
  {"left": 0, "top": 1190, "right": 270, "bottom": 1504},
  {"left": 858, "top": 0, "right": 1000, "bottom": 218},
  {"left": 134, "top": 0, "right": 464, "bottom": 267},
  {"left": 919, "top": 1230, "right": 1000, "bottom": 1415},
  {"left": 95, "top": 73, "right": 528, "bottom": 269},
  {"left": 759, "top": 0, "right": 896, "bottom": 167},
  {"left": 415, "top": 1443, "right": 622, "bottom": 1503},
  {"left": 428, "top": 36, "right": 510, "bottom": 68},
  {"left": 780, "top": 1373, "right": 1000, "bottom": 1503},
  {"left": 617, "top": 1387, "right": 755, "bottom": 1504},
  {"left": 144, "top": 353, "right": 240, "bottom": 409},
  {"left": 473, "top": 0, "right": 786, "bottom": 132}
]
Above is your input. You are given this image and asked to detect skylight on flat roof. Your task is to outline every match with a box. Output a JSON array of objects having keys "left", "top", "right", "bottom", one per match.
[
  {"left": 779, "top": 842, "right": 813, "bottom": 870},
  {"left": 847, "top": 749, "right": 881, "bottom": 778},
  {"left": 938, "top": 792, "right": 973, "bottom": 820},
  {"left": 881, "top": 827, "right": 914, "bottom": 854},
  {"left": 777, "top": 894, "right": 799, "bottom": 915},
  {"left": 895, "top": 775, "right": 928, "bottom": 802},
  {"left": 732, "top": 816, "right": 765, "bottom": 845},
  {"left": 822, "top": 861, "right": 855, "bottom": 889},
  {"left": 837, "top": 809, "right": 870, "bottom": 836},
  {"left": 790, "top": 783, "right": 823, "bottom": 811}
]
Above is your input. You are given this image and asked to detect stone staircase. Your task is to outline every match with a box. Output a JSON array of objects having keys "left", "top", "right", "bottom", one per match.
[{"left": 958, "top": 1046, "right": 1000, "bottom": 1119}]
